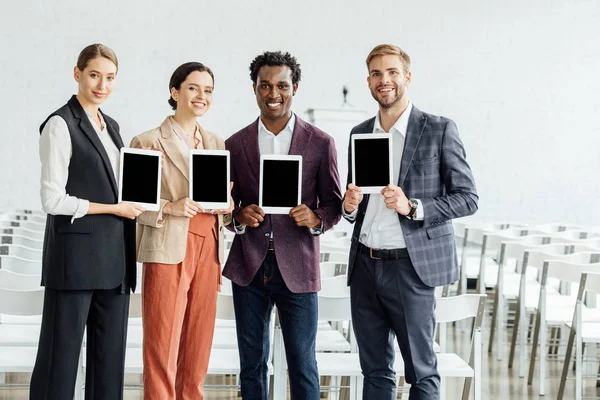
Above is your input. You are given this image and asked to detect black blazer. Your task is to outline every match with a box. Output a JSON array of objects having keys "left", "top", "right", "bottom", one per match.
[{"left": 39, "top": 96, "right": 137, "bottom": 292}]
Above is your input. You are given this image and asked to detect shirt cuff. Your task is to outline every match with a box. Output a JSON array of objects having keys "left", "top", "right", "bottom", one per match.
[
  {"left": 342, "top": 203, "right": 358, "bottom": 222},
  {"left": 233, "top": 218, "right": 246, "bottom": 234},
  {"left": 309, "top": 217, "right": 324, "bottom": 236},
  {"left": 157, "top": 202, "right": 168, "bottom": 226},
  {"left": 70, "top": 199, "right": 89, "bottom": 223},
  {"left": 413, "top": 199, "right": 424, "bottom": 221}
]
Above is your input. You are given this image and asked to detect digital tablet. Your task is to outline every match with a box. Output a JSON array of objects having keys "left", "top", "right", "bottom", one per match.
[
  {"left": 118, "top": 148, "right": 162, "bottom": 211},
  {"left": 351, "top": 133, "right": 393, "bottom": 194},
  {"left": 259, "top": 155, "right": 302, "bottom": 214},
  {"left": 189, "top": 149, "right": 230, "bottom": 210}
]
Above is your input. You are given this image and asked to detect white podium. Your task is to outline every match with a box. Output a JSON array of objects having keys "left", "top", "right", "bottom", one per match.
[{"left": 303, "top": 107, "right": 370, "bottom": 234}]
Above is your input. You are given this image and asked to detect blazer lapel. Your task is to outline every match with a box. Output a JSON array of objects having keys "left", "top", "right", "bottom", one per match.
[
  {"left": 288, "top": 114, "right": 312, "bottom": 157},
  {"left": 157, "top": 117, "right": 189, "bottom": 181},
  {"left": 398, "top": 106, "right": 427, "bottom": 187},
  {"left": 241, "top": 119, "right": 261, "bottom": 181},
  {"left": 68, "top": 96, "right": 119, "bottom": 198}
]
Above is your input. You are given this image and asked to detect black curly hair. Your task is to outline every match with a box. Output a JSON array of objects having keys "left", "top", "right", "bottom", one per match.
[{"left": 249, "top": 51, "right": 301, "bottom": 85}]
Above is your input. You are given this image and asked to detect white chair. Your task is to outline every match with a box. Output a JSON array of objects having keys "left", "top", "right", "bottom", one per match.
[
  {"left": 0, "top": 220, "right": 45, "bottom": 232},
  {"left": 320, "top": 262, "right": 344, "bottom": 278},
  {"left": 273, "top": 293, "right": 486, "bottom": 400},
  {"left": 558, "top": 269, "right": 600, "bottom": 399},
  {"left": 0, "top": 233, "right": 43, "bottom": 249},
  {"left": 527, "top": 252, "right": 600, "bottom": 395},
  {"left": 0, "top": 255, "right": 42, "bottom": 275},
  {"left": 0, "top": 269, "right": 42, "bottom": 291},
  {"left": 507, "top": 243, "right": 581, "bottom": 376},
  {"left": 0, "top": 287, "right": 47, "bottom": 390},
  {"left": 0, "top": 244, "right": 42, "bottom": 261},
  {"left": 0, "top": 226, "right": 44, "bottom": 241}
]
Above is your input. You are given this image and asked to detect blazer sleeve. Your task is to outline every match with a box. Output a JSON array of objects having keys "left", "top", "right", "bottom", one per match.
[
  {"left": 420, "top": 120, "right": 478, "bottom": 225},
  {"left": 129, "top": 135, "right": 170, "bottom": 228},
  {"left": 312, "top": 135, "right": 343, "bottom": 232}
]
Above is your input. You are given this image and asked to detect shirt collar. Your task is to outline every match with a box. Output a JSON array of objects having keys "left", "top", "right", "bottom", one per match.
[
  {"left": 169, "top": 116, "right": 200, "bottom": 147},
  {"left": 84, "top": 110, "right": 106, "bottom": 132},
  {"left": 258, "top": 113, "right": 296, "bottom": 137},
  {"left": 374, "top": 102, "right": 412, "bottom": 137}
]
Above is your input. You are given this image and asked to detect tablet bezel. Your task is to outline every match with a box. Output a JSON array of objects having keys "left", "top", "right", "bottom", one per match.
[
  {"left": 259, "top": 154, "right": 303, "bottom": 214},
  {"left": 188, "top": 149, "right": 231, "bottom": 210},
  {"left": 118, "top": 147, "right": 162, "bottom": 211},
  {"left": 351, "top": 133, "right": 393, "bottom": 194}
]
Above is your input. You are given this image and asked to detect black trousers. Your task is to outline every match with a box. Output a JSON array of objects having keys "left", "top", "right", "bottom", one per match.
[
  {"left": 29, "top": 287, "right": 130, "bottom": 400},
  {"left": 350, "top": 251, "right": 440, "bottom": 400}
]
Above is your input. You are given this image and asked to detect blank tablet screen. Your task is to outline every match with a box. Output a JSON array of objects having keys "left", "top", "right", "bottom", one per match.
[
  {"left": 354, "top": 138, "right": 390, "bottom": 187},
  {"left": 121, "top": 153, "right": 159, "bottom": 203},
  {"left": 262, "top": 160, "right": 299, "bottom": 207},
  {"left": 191, "top": 154, "right": 228, "bottom": 202}
]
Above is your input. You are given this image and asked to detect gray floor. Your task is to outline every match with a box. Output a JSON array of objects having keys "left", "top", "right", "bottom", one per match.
[{"left": 1, "top": 316, "right": 599, "bottom": 399}]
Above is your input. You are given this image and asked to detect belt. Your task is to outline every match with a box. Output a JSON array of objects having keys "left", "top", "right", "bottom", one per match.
[
  {"left": 268, "top": 240, "right": 275, "bottom": 251},
  {"left": 357, "top": 242, "right": 409, "bottom": 260}
]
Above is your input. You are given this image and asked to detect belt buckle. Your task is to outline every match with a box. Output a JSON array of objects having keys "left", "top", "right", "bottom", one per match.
[{"left": 369, "top": 247, "right": 381, "bottom": 260}]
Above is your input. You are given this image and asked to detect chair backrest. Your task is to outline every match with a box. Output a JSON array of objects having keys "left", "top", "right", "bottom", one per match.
[
  {"left": 551, "top": 230, "right": 600, "bottom": 241},
  {"left": 543, "top": 252, "right": 600, "bottom": 285},
  {"left": 0, "top": 220, "right": 45, "bottom": 232},
  {"left": 535, "top": 223, "right": 581, "bottom": 233},
  {"left": 0, "top": 269, "right": 41, "bottom": 290},
  {"left": 320, "top": 244, "right": 349, "bottom": 255},
  {"left": 320, "top": 262, "right": 340, "bottom": 278},
  {"left": 0, "top": 288, "right": 44, "bottom": 315},
  {"left": 320, "top": 275, "right": 349, "bottom": 297},
  {"left": 0, "top": 244, "right": 42, "bottom": 261},
  {"left": 578, "top": 237, "right": 600, "bottom": 250},
  {"left": 0, "top": 255, "right": 42, "bottom": 275},
  {"left": 581, "top": 271, "right": 600, "bottom": 299},
  {"left": 216, "top": 292, "right": 236, "bottom": 320},
  {"left": 129, "top": 292, "right": 142, "bottom": 318},
  {"left": 317, "top": 295, "right": 352, "bottom": 322},
  {"left": 1, "top": 234, "right": 43, "bottom": 249},
  {"left": 321, "top": 252, "right": 348, "bottom": 264},
  {"left": 523, "top": 244, "right": 574, "bottom": 272},
  {"left": 435, "top": 294, "right": 486, "bottom": 326},
  {"left": 0, "top": 227, "right": 44, "bottom": 241}
]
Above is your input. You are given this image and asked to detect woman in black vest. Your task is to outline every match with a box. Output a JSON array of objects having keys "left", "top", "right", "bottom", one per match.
[{"left": 30, "top": 44, "right": 143, "bottom": 400}]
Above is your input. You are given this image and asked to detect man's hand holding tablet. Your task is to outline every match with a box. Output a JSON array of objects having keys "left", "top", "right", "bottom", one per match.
[{"left": 343, "top": 183, "right": 364, "bottom": 214}]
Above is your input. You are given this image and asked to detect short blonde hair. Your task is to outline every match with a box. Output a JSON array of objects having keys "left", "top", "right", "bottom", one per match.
[{"left": 366, "top": 44, "right": 410, "bottom": 73}]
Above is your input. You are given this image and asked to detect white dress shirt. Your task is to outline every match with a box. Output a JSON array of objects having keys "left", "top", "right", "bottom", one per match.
[
  {"left": 343, "top": 103, "right": 424, "bottom": 249},
  {"left": 39, "top": 111, "right": 119, "bottom": 222}
]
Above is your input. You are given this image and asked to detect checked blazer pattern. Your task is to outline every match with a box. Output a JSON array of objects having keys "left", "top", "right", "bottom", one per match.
[{"left": 344, "top": 105, "right": 478, "bottom": 287}]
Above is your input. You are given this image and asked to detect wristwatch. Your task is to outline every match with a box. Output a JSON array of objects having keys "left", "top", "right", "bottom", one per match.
[{"left": 406, "top": 198, "right": 419, "bottom": 220}]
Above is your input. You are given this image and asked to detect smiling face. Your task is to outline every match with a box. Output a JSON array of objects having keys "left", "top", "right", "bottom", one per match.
[
  {"left": 171, "top": 70, "right": 214, "bottom": 118},
  {"left": 367, "top": 54, "right": 411, "bottom": 110},
  {"left": 74, "top": 56, "right": 117, "bottom": 106},
  {"left": 253, "top": 65, "right": 297, "bottom": 123}
]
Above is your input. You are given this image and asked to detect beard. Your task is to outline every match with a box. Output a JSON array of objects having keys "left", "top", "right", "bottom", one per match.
[{"left": 370, "top": 83, "right": 405, "bottom": 110}]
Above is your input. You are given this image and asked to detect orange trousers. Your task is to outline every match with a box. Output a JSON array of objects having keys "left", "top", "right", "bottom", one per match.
[{"left": 142, "top": 214, "right": 220, "bottom": 400}]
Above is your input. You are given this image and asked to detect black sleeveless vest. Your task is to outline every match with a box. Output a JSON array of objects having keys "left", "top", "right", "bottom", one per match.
[{"left": 39, "top": 95, "right": 136, "bottom": 291}]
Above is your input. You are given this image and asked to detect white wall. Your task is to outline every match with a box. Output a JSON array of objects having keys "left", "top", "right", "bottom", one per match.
[{"left": 1, "top": 0, "right": 599, "bottom": 225}]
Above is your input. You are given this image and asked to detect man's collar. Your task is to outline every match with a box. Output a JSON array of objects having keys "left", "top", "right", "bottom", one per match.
[
  {"left": 374, "top": 102, "right": 413, "bottom": 135},
  {"left": 258, "top": 113, "right": 296, "bottom": 136}
]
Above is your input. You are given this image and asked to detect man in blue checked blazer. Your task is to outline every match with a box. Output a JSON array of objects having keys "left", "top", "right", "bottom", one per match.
[{"left": 342, "top": 44, "right": 478, "bottom": 400}]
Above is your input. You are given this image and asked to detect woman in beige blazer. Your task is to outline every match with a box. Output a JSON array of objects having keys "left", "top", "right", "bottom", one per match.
[{"left": 130, "top": 62, "right": 232, "bottom": 400}]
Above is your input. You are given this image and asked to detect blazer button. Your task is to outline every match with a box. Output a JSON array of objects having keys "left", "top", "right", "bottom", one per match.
[{"left": 265, "top": 233, "right": 270, "bottom": 237}]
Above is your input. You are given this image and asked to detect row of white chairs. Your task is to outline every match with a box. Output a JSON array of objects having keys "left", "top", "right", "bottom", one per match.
[{"left": 453, "top": 218, "right": 600, "bottom": 399}]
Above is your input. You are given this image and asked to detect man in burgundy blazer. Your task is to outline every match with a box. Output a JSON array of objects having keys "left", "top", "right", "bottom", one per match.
[{"left": 223, "top": 51, "right": 342, "bottom": 400}]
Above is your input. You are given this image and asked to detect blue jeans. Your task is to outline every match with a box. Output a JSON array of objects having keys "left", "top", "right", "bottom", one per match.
[{"left": 232, "top": 251, "right": 320, "bottom": 400}]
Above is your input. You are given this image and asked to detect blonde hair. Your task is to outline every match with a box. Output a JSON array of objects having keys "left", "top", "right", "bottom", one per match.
[
  {"left": 366, "top": 44, "right": 410, "bottom": 73},
  {"left": 76, "top": 44, "right": 118, "bottom": 72}
]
